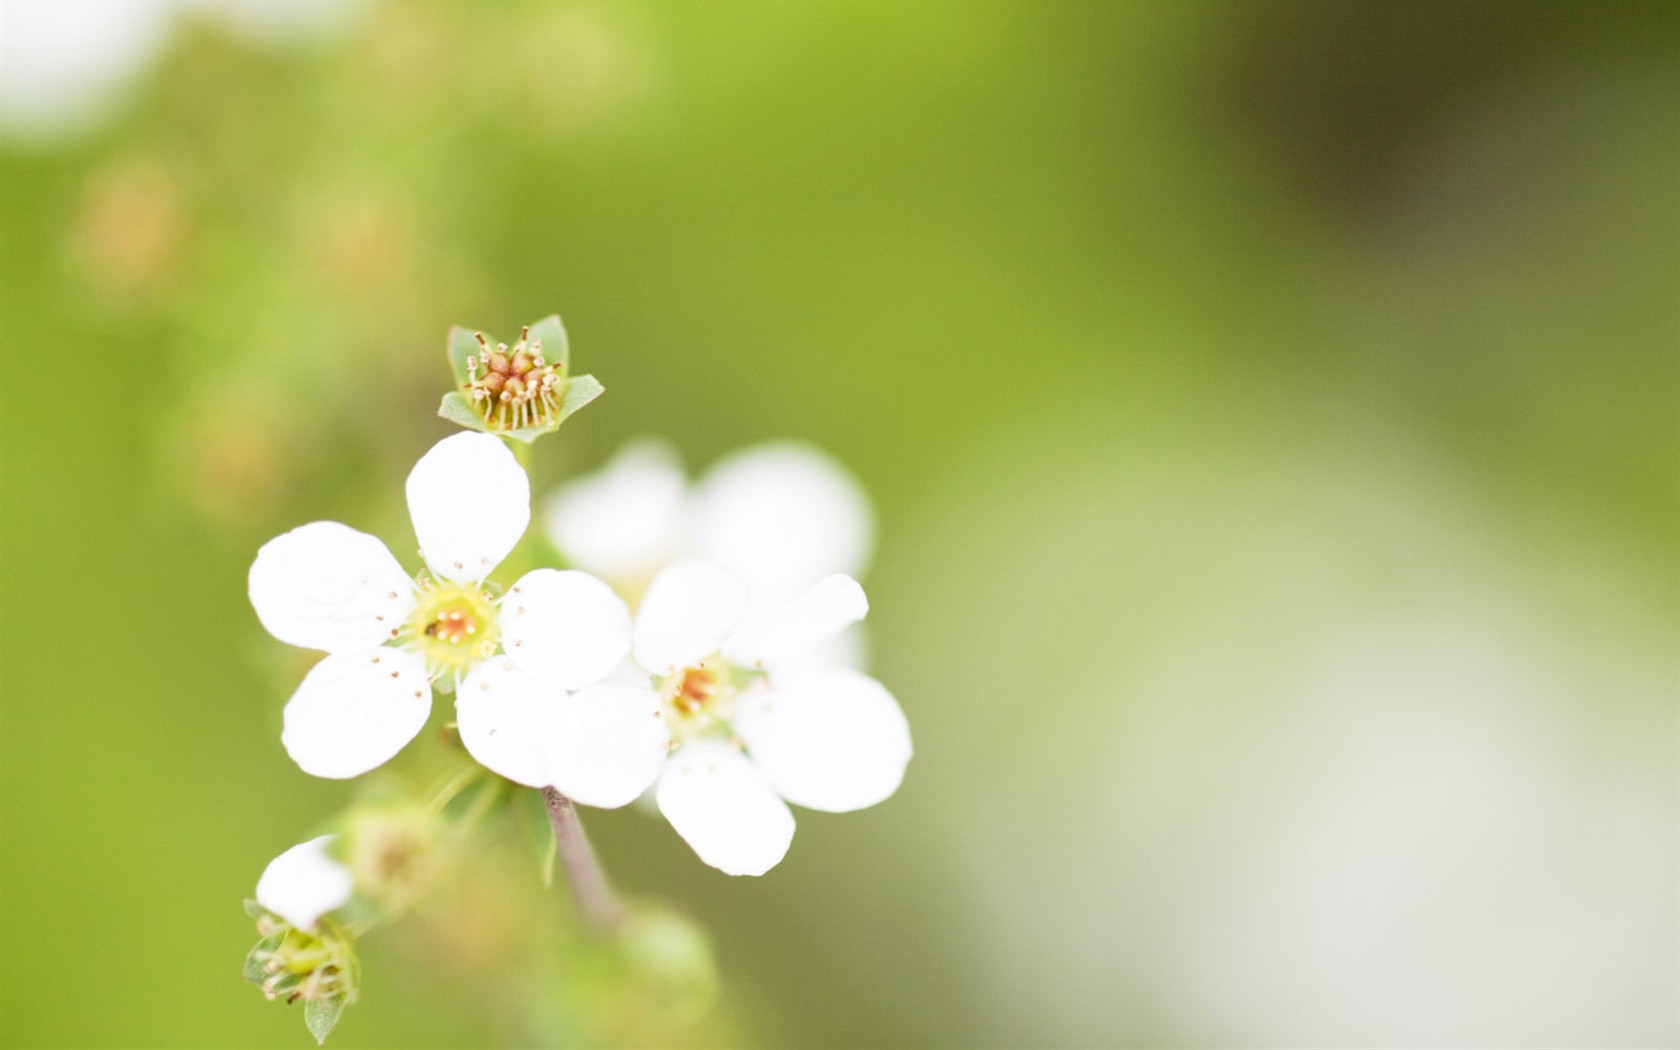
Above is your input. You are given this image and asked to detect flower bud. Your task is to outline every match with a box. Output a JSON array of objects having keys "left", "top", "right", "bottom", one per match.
[
  {"left": 341, "top": 802, "right": 443, "bottom": 911},
  {"left": 615, "top": 903, "right": 720, "bottom": 1024},
  {"left": 245, "top": 837, "right": 360, "bottom": 1043}
]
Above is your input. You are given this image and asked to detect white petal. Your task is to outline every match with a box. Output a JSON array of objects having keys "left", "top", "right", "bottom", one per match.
[
  {"left": 454, "top": 660, "right": 557, "bottom": 787},
  {"left": 724, "top": 574, "right": 869, "bottom": 669},
  {"left": 546, "top": 682, "right": 670, "bottom": 808},
  {"left": 632, "top": 560, "right": 747, "bottom": 675},
  {"left": 732, "top": 670, "right": 911, "bottom": 813},
  {"left": 248, "top": 522, "right": 415, "bottom": 653},
  {"left": 656, "top": 740, "right": 794, "bottom": 876},
  {"left": 799, "top": 622, "right": 871, "bottom": 672},
  {"left": 500, "top": 569, "right": 631, "bottom": 690},
  {"left": 692, "top": 442, "right": 873, "bottom": 613},
  {"left": 543, "top": 437, "right": 688, "bottom": 582},
  {"left": 281, "top": 649, "right": 432, "bottom": 779},
  {"left": 602, "top": 654, "right": 657, "bottom": 687},
  {"left": 406, "top": 433, "right": 530, "bottom": 583},
  {"left": 255, "top": 835, "right": 353, "bottom": 930}
]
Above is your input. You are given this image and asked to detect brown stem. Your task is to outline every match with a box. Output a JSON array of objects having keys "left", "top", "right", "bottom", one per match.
[{"left": 540, "top": 786, "right": 624, "bottom": 933}]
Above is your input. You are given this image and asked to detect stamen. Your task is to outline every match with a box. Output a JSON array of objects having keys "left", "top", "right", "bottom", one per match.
[
  {"left": 404, "top": 578, "right": 500, "bottom": 676},
  {"left": 458, "top": 325, "right": 568, "bottom": 431}
]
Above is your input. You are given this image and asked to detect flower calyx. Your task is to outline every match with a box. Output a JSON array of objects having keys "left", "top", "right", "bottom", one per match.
[
  {"left": 437, "top": 314, "right": 605, "bottom": 444},
  {"left": 243, "top": 901, "right": 360, "bottom": 1045}
]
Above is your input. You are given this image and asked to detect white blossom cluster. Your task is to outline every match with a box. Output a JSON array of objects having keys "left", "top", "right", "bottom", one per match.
[{"left": 250, "top": 433, "right": 910, "bottom": 880}]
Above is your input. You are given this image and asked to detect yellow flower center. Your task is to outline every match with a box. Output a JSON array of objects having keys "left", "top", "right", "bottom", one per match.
[
  {"left": 660, "top": 658, "right": 734, "bottom": 731},
  {"left": 409, "top": 580, "right": 499, "bottom": 674}
]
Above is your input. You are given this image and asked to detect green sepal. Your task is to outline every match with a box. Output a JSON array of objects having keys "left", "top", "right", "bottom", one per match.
[
  {"left": 557, "top": 373, "right": 604, "bottom": 424},
  {"left": 525, "top": 314, "right": 569, "bottom": 370},
  {"left": 501, "top": 425, "right": 557, "bottom": 445},
  {"left": 437, "top": 390, "right": 488, "bottom": 433},
  {"left": 304, "top": 995, "right": 348, "bottom": 1046},
  {"left": 265, "top": 971, "right": 305, "bottom": 1001},
  {"left": 445, "top": 325, "right": 485, "bottom": 390},
  {"left": 242, "top": 898, "right": 269, "bottom": 921},
  {"left": 243, "top": 930, "right": 286, "bottom": 985}
]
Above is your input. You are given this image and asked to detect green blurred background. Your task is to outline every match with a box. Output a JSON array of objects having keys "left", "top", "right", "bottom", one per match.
[{"left": 1, "top": 1, "right": 1675, "bottom": 1046}]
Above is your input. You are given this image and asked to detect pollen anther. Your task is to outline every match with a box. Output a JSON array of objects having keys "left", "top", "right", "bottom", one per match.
[
  {"left": 460, "top": 327, "right": 567, "bottom": 432},
  {"left": 406, "top": 578, "right": 500, "bottom": 676}
]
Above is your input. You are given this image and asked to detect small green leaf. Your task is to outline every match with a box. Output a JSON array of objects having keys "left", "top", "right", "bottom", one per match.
[
  {"left": 556, "top": 374, "right": 604, "bottom": 424},
  {"left": 437, "top": 391, "right": 490, "bottom": 433},
  {"left": 242, "top": 899, "right": 269, "bottom": 921},
  {"left": 303, "top": 995, "right": 348, "bottom": 1046},
  {"left": 446, "top": 325, "right": 487, "bottom": 389},
  {"left": 520, "top": 786, "right": 556, "bottom": 883},
  {"left": 525, "top": 314, "right": 569, "bottom": 369}
]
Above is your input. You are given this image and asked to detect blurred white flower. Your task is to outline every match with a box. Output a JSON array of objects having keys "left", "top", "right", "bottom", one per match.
[
  {"left": 249, "top": 433, "right": 643, "bottom": 800},
  {"left": 596, "top": 560, "right": 911, "bottom": 876},
  {"left": 255, "top": 835, "right": 352, "bottom": 930},
  {"left": 0, "top": 0, "right": 358, "bottom": 140},
  {"left": 545, "top": 438, "right": 874, "bottom": 625},
  {"left": 923, "top": 417, "right": 1678, "bottom": 1047},
  {"left": 547, "top": 438, "right": 688, "bottom": 582}
]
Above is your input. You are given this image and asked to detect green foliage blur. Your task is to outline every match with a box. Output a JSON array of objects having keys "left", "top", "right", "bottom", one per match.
[{"left": 1, "top": 1, "right": 1674, "bottom": 1046}]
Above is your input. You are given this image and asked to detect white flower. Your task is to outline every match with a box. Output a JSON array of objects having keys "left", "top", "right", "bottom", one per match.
[
  {"left": 256, "top": 836, "right": 353, "bottom": 930},
  {"left": 603, "top": 560, "right": 912, "bottom": 876},
  {"left": 249, "top": 433, "right": 654, "bottom": 803},
  {"left": 545, "top": 438, "right": 874, "bottom": 624},
  {"left": 0, "top": 0, "right": 355, "bottom": 140}
]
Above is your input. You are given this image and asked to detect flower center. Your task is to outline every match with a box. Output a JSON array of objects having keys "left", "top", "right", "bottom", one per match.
[
  {"left": 660, "top": 658, "right": 734, "bottom": 730},
  {"left": 249, "top": 921, "right": 356, "bottom": 1005},
  {"left": 464, "top": 327, "right": 567, "bottom": 431},
  {"left": 409, "top": 579, "right": 499, "bottom": 674}
]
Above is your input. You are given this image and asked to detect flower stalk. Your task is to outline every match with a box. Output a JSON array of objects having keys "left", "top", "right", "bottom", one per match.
[{"left": 542, "top": 786, "right": 625, "bottom": 933}]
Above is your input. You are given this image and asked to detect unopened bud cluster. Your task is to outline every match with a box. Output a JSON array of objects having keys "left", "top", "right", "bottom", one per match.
[
  {"left": 344, "top": 803, "right": 442, "bottom": 911},
  {"left": 463, "top": 327, "right": 566, "bottom": 431}
]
